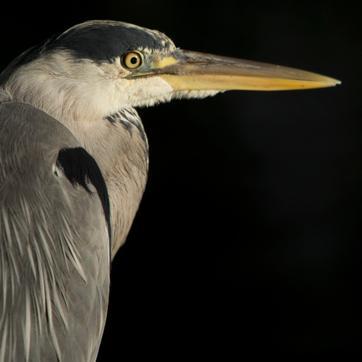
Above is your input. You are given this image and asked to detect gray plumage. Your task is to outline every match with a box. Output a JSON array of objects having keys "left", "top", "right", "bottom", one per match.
[
  {"left": 0, "top": 102, "right": 110, "bottom": 361},
  {"left": 0, "top": 20, "right": 152, "bottom": 361},
  {"left": 0, "top": 18, "right": 339, "bottom": 362}
]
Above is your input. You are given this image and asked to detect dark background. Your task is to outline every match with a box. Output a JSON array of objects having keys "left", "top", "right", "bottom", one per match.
[{"left": 1, "top": 0, "right": 361, "bottom": 358}]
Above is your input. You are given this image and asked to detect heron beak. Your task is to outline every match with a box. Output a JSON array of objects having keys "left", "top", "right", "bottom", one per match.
[{"left": 151, "top": 49, "right": 340, "bottom": 91}]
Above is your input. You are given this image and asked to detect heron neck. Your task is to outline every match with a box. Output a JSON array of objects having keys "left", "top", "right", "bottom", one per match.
[
  {"left": 63, "top": 113, "right": 149, "bottom": 258},
  {"left": 2, "top": 84, "right": 149, "bottom": 257}
]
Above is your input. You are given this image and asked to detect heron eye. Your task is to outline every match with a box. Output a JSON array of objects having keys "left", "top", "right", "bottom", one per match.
[{"left": 123, "top": 51, "right": 143, "bottom": 69}]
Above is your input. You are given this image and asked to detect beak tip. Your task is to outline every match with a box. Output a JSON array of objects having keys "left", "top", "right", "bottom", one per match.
[
  {"left": 325, "top": 77, "right": 341, "bottom": 87},
  {"left": 312, "top": 75, "right": 341, "bottom": 89}
]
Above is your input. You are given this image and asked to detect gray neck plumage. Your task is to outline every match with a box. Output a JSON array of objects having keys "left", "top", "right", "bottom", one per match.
[
  {"left": 1, "top": 72, "right": 149, "bottom": 258},
  {"left": 105, "top": 107, "right": 148, "bottom": 146},
  {"left": 0, "top": 87, "right": 11, "bottom": 104}
]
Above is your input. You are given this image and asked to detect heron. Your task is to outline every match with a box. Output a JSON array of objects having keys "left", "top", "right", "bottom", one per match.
[{"left": 0, "top": 20, "right": 339, "bottom": 361}]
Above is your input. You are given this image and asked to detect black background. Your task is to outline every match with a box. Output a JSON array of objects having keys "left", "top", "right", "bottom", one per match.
[{"left": 1, "top": 0, "right": 361, "bottom": 358}]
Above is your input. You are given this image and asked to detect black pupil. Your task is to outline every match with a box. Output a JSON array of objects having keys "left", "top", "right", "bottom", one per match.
[{"left": 130, "top": 56, "right": 138, "bottom": 65}]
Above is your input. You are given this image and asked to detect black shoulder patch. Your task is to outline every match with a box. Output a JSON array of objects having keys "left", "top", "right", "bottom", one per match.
[{"left": 56, "top": 147, "right": 111, "bottom": 241}]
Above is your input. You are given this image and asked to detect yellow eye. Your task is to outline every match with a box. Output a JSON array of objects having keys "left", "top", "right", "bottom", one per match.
[{"left": 123, "top": 51, "right": 143, "bottom": 69}]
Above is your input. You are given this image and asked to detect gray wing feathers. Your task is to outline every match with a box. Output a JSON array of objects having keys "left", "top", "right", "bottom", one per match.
[{"left": 0, "top": 103, "right": 110, "bottom": 361}]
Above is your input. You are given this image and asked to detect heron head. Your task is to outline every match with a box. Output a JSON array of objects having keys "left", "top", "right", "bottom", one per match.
[{"left": 1, "top": 20, "right": 340, "bottom": 120}]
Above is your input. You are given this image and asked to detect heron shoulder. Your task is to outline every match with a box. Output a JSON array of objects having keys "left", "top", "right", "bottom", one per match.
[
  {"left": 0, "top": 100, "right": 111, "bottom": 242},
  {"left": 0, "top": 101, "right": 111, "bottom": 361}
]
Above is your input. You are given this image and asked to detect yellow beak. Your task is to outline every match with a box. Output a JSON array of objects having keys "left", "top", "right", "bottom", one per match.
[{"left": 150, "top": 50, "right": 340, "bottom": 91}]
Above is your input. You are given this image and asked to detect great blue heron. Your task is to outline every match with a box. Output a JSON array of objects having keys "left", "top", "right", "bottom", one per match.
[{"left": 0, "top": 20, "right": 339, "bottom": 361}]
